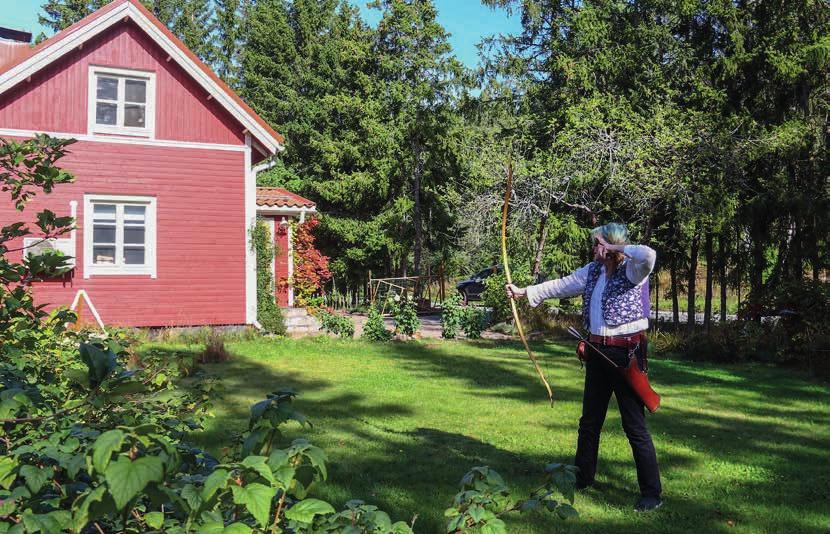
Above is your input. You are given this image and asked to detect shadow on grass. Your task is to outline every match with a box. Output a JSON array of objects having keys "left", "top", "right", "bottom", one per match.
[{"left": 137, "top": 339, "right": 830, "bottom": 533}]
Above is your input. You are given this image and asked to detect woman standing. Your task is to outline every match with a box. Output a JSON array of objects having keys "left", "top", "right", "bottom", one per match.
[{"left": 506, "top": 223, "right": 663, "bottom": 512}]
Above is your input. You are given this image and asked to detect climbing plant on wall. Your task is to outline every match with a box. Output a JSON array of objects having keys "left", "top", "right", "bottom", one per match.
[{"left": 251, "top": 219, "right": 286, "bottom": 334}]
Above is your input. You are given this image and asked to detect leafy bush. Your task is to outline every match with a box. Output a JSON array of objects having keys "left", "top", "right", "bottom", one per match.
[
  {"left": 444, "top": 463, "right": 578, "bottom": 533},
  {"left": 201, "top": 328, "right": 233, "bottom": 363},
  {"left": 441, "top": 294, "right": 464, "bottom": 339},
  {"left": 392, "top": 295, "right": 421, "bottom": 336},
  {"left": 317, "top": 309, "right": 355, "bottom": 338},
  {"left": 292, "top": 219, "right": 332, "bottom": 307},
  {"left": 362, "top": 307, "right": 393, "bottom": 341},
  {"left": 461, "top": 306, "right": 486, "bottom": 339},
  {"left": 251, "top": 219, "right": 286, "bottom": 335},
  {"left": 482, "top": 269, "right": 533, "bottom": 324}
]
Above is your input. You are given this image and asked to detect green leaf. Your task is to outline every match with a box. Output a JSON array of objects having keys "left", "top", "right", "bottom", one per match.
[
  {"left": 91, "top": 429, "right": 125, "bottom": 474},
  {"left": 201, "top": 469, "right": 230, "bottom": 502},
  {"left": 302, "top": 445, "right": 327, "bottom": 481},
  {"left": 196, "top": 523, "right": 253, "bottom": 534},
  {"left": 241, "top": 456, "right": 276, "bottom": 485},
  {"left": 283, "top": 498, "right": 335, "bottom": 524},
  {"left": 0, "top": 457, "right": 18, "bottom": 490},
  {"left": 21, "top": 511, "right": 70, "bottom": 534},
  {"left": 555, "top": 503, "right": 578, "bottom": 519},
  {"left": 181, "top": 483, "right": 203, "bottom": 512},
  {"left": 242, "top": 428, "right": 269, "bottom": 457},
  {"left": 70, "top": 485, "right": 107, "bottom": 533},
  {"left": 144, "top": 512, "right": 164, "bottom": 529},
  {"left": 230, "top": 483, "right": 276, "bottom": 528},
  {"left": 479, "top": 519, "right": 508, "bottom": 534},
  {"left": 19, "top": 465, "right": 50, "bottom": 494},
  {"left": 79, "top": 343, "right": 117, "bottom": 387},
  {"left": 104, "top": 456, "right": 164, "bottom": 510}
]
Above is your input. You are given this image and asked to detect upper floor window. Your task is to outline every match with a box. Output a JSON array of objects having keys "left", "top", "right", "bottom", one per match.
[{"left": 88, "top": 66, "right": 156, "bottom": 137}]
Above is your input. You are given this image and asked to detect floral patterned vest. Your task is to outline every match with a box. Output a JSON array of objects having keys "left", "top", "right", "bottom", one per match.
[{"left": 581, "top": 261, "right": 647, "bottom": 329}]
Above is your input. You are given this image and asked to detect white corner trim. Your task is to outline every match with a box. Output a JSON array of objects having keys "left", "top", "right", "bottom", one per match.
[
  {"left": 244, "top": 134, "right": 257, "bottom": 324},
  {"left": 0, "top": 128, "right": 246, "bottom": 152},
  {"left": 267, "top": 217, "right": 276, "bottom": 300},
  {"left": 87, "top": 65, "right": 156, "bottom": 139},
  {"left": 0, "top": 1, "right": 281, "bottom": 154},
  {"left": 82, "top": 193, "right": 157, "bottom": 279},
  {"left": 287, "top": 222, "right": 294, "bottom": 307},
  {"left": 70, "top": 289, "right": 106, "bottom": 330}
]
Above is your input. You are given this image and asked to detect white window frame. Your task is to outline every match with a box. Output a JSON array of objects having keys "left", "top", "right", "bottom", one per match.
[
  {"left": 83, "top": 194, "right": 157, "bottom": 278},
  {"left": 88, "top": 66, "right": 156, "bottom": 138}
]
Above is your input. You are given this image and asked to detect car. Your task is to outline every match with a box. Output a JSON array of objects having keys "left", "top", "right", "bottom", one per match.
[{"left": 456, "top": 265, "right": 501, "bottom": 304}]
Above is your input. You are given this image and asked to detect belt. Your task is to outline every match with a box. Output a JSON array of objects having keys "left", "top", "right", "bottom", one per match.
[{"left": 588, "top": 331, "right": 646, "bottom": 348}]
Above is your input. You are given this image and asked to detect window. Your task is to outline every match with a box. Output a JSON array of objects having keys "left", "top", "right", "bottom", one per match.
[
  {"left": 88, "top": 66, "right": 155, "bottom": 137},
  {"left": 83, "top": 195, "right": 157, "bottom": 278}
]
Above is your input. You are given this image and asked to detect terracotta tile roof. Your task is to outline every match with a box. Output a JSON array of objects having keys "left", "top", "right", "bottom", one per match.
[
  {"left": 0, "top": 0, "right": 284, "bottom": 150},
  {"left": 257, "top": 187, "right": 316, "bottom": 209}
]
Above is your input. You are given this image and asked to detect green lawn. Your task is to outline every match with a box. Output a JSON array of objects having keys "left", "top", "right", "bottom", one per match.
[{"left": 139, "top": 338, "right": 830, "bottom": 533}]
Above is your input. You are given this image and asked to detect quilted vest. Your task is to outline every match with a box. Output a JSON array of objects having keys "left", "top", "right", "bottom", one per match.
[{"left": 582, "top": 261, "right": 648, "bottom": 329}]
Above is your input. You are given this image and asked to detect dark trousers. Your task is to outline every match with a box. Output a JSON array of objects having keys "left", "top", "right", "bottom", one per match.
[{"left": 575, "top": 343, "right": 662, "bottom": 498}]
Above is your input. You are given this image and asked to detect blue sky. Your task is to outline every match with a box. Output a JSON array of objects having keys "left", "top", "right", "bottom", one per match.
[{"left": 3, "top": 0, "right": 520, "bottom": 68}]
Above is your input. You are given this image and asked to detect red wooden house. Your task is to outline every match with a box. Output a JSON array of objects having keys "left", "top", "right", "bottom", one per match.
[{"left": 0, "top": 0, "right": 312, "bottom": 327}]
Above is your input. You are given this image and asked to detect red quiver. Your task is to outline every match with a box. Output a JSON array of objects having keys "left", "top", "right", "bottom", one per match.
[{"left": 620, "top": 356, "right": 661, "bottom": 413}]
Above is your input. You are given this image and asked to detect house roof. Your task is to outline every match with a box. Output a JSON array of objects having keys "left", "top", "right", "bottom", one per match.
[
  {"left": 257, "top": 188, "right": 316, "bottom": 209},
  {"left": 0, "top": 0, "right": 283, "bottom": 154},
  {"left": 0, "top": 41, "right": 31, "bottom": 70}
]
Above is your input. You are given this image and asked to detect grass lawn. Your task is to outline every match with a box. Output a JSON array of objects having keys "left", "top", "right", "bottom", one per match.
[{"left": 139, "top": 337, "right": 830, "bottom": 533}]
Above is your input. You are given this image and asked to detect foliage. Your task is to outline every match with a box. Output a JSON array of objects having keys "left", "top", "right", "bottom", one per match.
[
  {"left": 460, "top": 307, "right": 486, "bottom": 340},
  {"left": 362, "top": 306, "right": 392, "bottom": 342},
  {"left": 250, "top": 219, "right": 286, "bottom": 335},
  {"left": 392, "top": 296, "right": 420, "bottom": 337},
  {"left": 201, "top": 328, "right": 233, "bottom": 363},
  {"left": 316, "top": 309, "right": 355, "bottom": 339},
  {"left": 444, "top": 464, "right": 578, "bottom": 533},
  {"left": 291, "top": 219, "right": 332, "bottom": 308},
  {"left": 481, "top": 269, "right": 533, "bottom": 325},
  {"left": 440, "top": 293, "right": 464, "bottom": 339}
]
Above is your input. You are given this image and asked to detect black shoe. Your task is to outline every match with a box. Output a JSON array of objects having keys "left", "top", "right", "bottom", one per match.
[{"left": 634, "top": 496, "right": 662, "bottom": 512}]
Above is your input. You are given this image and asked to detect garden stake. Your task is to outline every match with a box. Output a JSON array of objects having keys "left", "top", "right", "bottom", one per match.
[{"left": 501, "top": 158, "right": 554, "bottom": 406}]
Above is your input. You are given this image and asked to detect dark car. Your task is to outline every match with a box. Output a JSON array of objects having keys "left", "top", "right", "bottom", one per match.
[{"left": 456, "top": 265, "right": 501, "bottom": 304}]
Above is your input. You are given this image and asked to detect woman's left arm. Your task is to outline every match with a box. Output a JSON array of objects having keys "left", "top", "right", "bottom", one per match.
[
  {"left": 596, "top": 237, "right": 656, "bottom": 285},
  {"left": 622, "top": 245, "right": 657, "bottom": 285}
]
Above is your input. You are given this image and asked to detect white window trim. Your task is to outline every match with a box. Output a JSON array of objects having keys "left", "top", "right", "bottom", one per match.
[
  {"left": 83, "top": 194, "right": 157, "bottom": 279},
  {"left": 88, "top": 65, "right": 156, "bottom": 138}
]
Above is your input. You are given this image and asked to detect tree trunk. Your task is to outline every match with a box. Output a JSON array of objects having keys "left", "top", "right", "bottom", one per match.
[
  {"left": 531, "top": 209, "right": 550, "bottom": 280},
  {"left": 670, "top": 256, "right": 680, "bottom": 330},
  {"left": 411, "top": 138, "right": 424, "bottom": 281},
  {"left": 703, "top": 231, "right": 714, "bottom": 332},
  {"left": 719, "top": 233, "right": 727, "bottom": 322},
  {"left": 687, "top": 227, "right": 700, "bottom": 331},
  {"left": 654, "top": 271, "right": 660, "bottom": 331}
]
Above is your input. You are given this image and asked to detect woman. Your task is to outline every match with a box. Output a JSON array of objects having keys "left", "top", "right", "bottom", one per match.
[{"left": 506, "top": 223, "right": 663, "bottom": 512}]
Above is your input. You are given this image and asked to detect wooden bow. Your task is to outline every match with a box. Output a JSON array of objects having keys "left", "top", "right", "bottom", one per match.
[{"left": 500, "top": 159, "right": 554, "bottom": 406}]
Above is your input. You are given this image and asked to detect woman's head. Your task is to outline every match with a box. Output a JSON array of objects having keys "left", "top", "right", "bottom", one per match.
[
  {"left": 591, "top": 222, "right": 628, "bottom": 264},
  {"left": 591, "top": 222, "right": 629, "bottom": 246}
]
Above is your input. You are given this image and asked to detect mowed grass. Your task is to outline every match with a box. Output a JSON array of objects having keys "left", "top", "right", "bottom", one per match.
[{"left": 139, "top": 337, "right": 830, "bottom": 533}]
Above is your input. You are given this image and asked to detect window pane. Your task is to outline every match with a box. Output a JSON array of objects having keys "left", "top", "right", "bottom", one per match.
[
  {"left": 125, "top": 79, "right": 146, "bottom": 103},
  {"left": 93, "top": 246, "right": 116, "bottom": 264},
  {"left": 93, "top": 204, "right": 116, "bottom": 222},
  {"left": 124, "top": 205, "right": 146, "bottom": 221},
  {"left": 96, "top": 102, "right": 117, "bottom": 125},
  {"left": 93, "top": 225, "right": 116, "bottom": 244},
  {"left": 124, "top": 104, "right": 146, "bottom": 127},
  {"left": 96, "top": 77, "right": 118, "bottom": 100},
  {"left": 123, "top": 226, "right": 145, "bottom": 245},
  {"left": 124, "top": 247, "right": 145, "bottom": 265}
]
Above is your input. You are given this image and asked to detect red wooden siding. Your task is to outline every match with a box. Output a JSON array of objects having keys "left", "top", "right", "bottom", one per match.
[
  {"left": 0, "top": 21, "right": 244, "bottom": 146},
  {"left": 0, "top": 140, "right": 247, "bottom": 327}
]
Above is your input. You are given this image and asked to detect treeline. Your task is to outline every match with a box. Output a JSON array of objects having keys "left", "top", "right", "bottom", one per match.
[{"left": 41, "top": 0, "right": 829, "bottom": 321}]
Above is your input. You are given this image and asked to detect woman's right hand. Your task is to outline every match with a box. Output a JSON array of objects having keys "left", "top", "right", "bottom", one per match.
[{"left": 505, "top": 283, "right": 526, "bottom": 300}]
